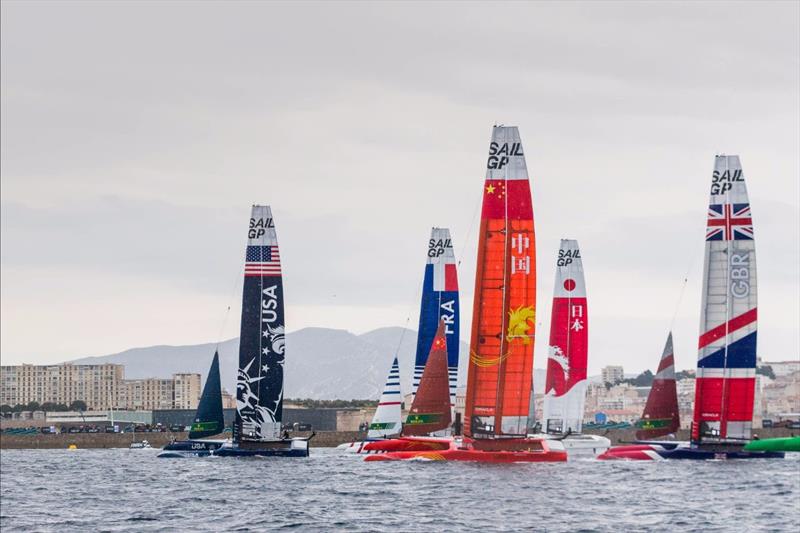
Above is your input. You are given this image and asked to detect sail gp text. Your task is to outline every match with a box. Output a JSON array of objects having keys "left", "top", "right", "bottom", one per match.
[
  {"left": 487, "top": 142, "right": 523, "bottom": 170},
  {"left": 428, "top": 238, "right": 452, "bottom": 257},
  {"left": 710, "top": 169, "right": 743, "bottom": 195},
  {"left": 730, "top": 252, "right": 750, "bottom": 298},
  {"left": 249, "top": 217, "right": 274, "bottom": 239}
]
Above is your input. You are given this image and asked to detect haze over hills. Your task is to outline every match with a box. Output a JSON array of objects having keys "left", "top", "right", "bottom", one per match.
[{"left": 69, "top": 327, "right": 549, "bottom": 400}]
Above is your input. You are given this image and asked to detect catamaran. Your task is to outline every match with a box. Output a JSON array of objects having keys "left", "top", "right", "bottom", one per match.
[
  {"left": 161, "top": 205, "right": 310, "bottom": 458},
  {"left": 599, "top": 156, "right": 783, "bottom": 460},
  {"left": 158, "top": 351, "right": 228, "bottom": 457},
  {"left": 529, "top": 239, "right": 609, "bottom": 456},
  {"left": 365, "top": 126, "right": 566, "bottom": 462}
]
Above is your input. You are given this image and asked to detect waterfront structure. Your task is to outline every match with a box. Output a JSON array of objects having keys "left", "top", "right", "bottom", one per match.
[
  {"left": 601, "top": 365, "right": 624, "bottom": 385},
  {"left": 0, "top": 363, "right": 200, "bottom": 411},
  {"left": 173, "top": 374, "right": 202, "bottom": 410},
  {"left": 0, "top": 363, "right": 123, "bottom": 410}
]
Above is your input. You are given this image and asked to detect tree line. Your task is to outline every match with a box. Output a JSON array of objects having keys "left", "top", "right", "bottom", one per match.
[{"left": 0, "top": 400, "right": 88, "bottom": 414}]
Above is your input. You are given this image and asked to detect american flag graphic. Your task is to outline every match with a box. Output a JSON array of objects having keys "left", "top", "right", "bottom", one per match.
[
  {"left": 244, "top": 245, "right": 281, "bottom": 277},
  {"left": 706, "top": 203, "right": 753, "bottom": 241}
]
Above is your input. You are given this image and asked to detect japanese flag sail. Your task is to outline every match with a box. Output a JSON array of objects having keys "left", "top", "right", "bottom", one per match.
[
  {"left": 542, "top": 239, "right": 588, "bottom": 435},
  {"left": 692, "top": 156, "right": 757, "bottom": 443},
  {"left": 464, "top": 126, "right": 536, "bottom": 438},
  {"left": 234, "top": 205, "right": 286, "bottom": 442},
  {"left": 413, "top": 228, "right": 460, "bottom": 405}
]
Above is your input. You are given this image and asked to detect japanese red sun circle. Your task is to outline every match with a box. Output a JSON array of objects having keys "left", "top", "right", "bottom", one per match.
[{"left": 563, "top": 279, "right": 576, "bottom": 291}]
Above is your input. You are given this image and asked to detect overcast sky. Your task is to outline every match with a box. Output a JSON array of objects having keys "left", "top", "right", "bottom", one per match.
[{"left": 2, "top": 1, "right": 798, "bottom": 375}]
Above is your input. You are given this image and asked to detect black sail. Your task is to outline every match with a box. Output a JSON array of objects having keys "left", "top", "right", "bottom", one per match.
[
  {"left": 188, "top": 351, "right": 225, "bottom": 439},
  {"left": 234, "top": 205, "right": 286, "bottom": 442}
]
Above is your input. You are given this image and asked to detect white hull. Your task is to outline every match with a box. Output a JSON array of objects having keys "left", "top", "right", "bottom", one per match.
[{"left": 530, "top": 433, "right": 610, "bottom": 457}]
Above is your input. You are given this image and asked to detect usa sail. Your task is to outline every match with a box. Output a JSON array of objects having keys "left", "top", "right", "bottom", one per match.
[
  {"left": 368, "top": 357, "right": 403, "bottom": 439},
  {"left": 234, "top": 205, "right": 286, "bottom": 442},
  {"left": 541, "top": 239, "right": 588, "bottom": 435},
  {"left": 404, "top": 320, "right": 453, "bottom": 436},
  {"left": 414, "top": 228, "right": 459, "bottom": 405},
  {"left": 692, "top": 155, "right": 758, "bottom": 443},
  {"left": 189, "top": 350, "right": 225, "bottom": 439},
  {"left": 464, "top": 125, "right": 536, "bottom": 438},
  {"left": 635, "top": 333, "right": 680, "bottom": 440}
]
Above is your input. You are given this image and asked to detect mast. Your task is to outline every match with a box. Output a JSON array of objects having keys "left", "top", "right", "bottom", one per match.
[
  {"left": 464, "top": 126, "right": 536, "bottom": 438},
  {"left": 636, "top": 333, "right": 680, "bottom": 440},
  {"left": 403, "top": 320, "right": 453, "bottom": 436},
  {"left": 234, "top": 205, "right": 287, "bottom": 442},
  {"left": 541, "top": 239, "right": 588, "bottom": 435},
  {"left": 367, "top": 357, "right": 402, "bottom": 439},
  {"left": 413, "top": 228, "right": 460, "bottom": 407},
  {"left": 692, "top": 156, "right": 757, "bottom": 443},
  {"left": 189, "top": 351, "right": 225, "bottom": 439}
]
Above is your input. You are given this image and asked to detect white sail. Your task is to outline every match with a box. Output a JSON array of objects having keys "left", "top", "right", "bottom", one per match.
[{"left": 367, "top": 357, "right": 402, "bottom": 439}]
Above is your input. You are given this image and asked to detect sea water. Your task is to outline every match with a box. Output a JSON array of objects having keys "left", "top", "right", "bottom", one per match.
[{"left": 1, "top": 448, "right": 798, "bottom": 532}]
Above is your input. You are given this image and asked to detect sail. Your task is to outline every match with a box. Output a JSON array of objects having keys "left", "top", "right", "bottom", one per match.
[
  {"left": 234, "top": 205, "right": 287, "bottom": 442},
  {"left": 367, "top": 357, "right": 403, "bottom": 439},
  {"left": 541, "top": 239, "right": 588, "bottom": 435},
  {"left": 636, "top": 333, "right": 680, "bottom": 440},
  {"left": 403, "top": 321, "right": 453, "bottom": 436},
  {"left": 413, "top": 228, "right": 460, "bottom": 405},
  {"left": 188, "top": 351, "right": 225, "bottom": 439},
  {"left": 464, "top": 126, "right": 536, "bottom": 438},
  {"left": 692, "top": 156, "right": 757, "bottom": 443}
]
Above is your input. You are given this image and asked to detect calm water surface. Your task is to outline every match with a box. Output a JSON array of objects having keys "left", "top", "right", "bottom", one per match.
[{"left": 1, "top": 448, "right": 798, "bottom": 532}]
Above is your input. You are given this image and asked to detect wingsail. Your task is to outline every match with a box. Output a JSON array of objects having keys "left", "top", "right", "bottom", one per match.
[
  {"left": 188, "top": 351, "right": 225, "bottom": 439},
  {"left": 464, "top": 126, "right": 536, "bottom": 438},
  {"left": 368, "top": 357, "right": 403, "bottom": 439},
  {"left": 692, "top": 156, "right": 757, "bottom": 443},
  {"left": 404, "top": 321, "right": 453, "bottom": 436},
  {"left": 413, "top": 228, "right": 459, "bottom": 405},
  {"left": 636, "top": 333, "right": 680, "bottom": 440},
  {"left": 541, "top": 239, "right": 588, "bottom": 435},
  {"left": 234, "top": 205, "right": 287, "bottom": 442}
]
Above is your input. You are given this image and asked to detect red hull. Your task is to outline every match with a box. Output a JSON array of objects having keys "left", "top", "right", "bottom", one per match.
[{"left": 363, "top": 436, "right": 567, "bottom": 463}]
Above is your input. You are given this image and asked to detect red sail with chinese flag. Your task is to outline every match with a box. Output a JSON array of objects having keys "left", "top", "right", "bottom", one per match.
[
  {"left": 402, "top": 320, "right": 452, "bottom": 436},
  {"left": 464, "top": 125, "right": 536, "bottom": 438}
]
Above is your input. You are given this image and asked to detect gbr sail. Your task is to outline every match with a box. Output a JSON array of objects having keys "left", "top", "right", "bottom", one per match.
[
  {"left": 464, "top": 126, "right": 536, "bottom": 438},
  {"left": 541, "top": 239, "right": 588, "bottom": 435},
  {"left": 636, "top": 333, "right": 680, "bottom": 440},
  {"left": 692, "top": 156, "right": 757, "bottom": 443},
  {"left": 413, "top": 228, "right": 459, "bottom": 404},
  {"left": 234, "top": 205, "right": 287, "bottom": 442}
]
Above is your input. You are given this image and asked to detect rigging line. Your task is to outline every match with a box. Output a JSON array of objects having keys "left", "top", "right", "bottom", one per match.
[
  {"left": 392, "top": 236, "right": 428, "bottom": 378},
  {"left": 216, "top": 235, "right": 247, "bottom": 351},
  {"left": 455, "top": 188, "right": 483, "bottom": 269}
]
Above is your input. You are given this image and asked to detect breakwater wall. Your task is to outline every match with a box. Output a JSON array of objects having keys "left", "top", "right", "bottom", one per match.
[{"left": 2, "top": 428, "right": 796, "bottom": 450}]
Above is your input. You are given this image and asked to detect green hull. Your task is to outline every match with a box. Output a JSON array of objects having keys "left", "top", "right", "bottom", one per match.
[{"left": 743, "top": 436, "right": 800, "bottom": 453}]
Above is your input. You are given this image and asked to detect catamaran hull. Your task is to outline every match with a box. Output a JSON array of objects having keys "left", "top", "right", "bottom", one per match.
[
  {"left": 336, "top": 439, "right": 393, "bottom": 454},
  {"left": 530, "top": 434, "right": 611, "bottom": 457},
  {"left": 363, "top": 436, "right": 567, "bottom": 463},
  {"left": 598, "top": 443, "right": 784, "bottom": 461},
  {"left": 157, "top": 439, "right": 226, "bottom": 458},
  {"left": 214, "top": 438, "right": 310, "bottom": 458}
]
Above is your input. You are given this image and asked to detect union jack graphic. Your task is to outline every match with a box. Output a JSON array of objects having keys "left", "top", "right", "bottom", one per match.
[{"left": 706, "top": 203, "right": 753, "bottom": 241}]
